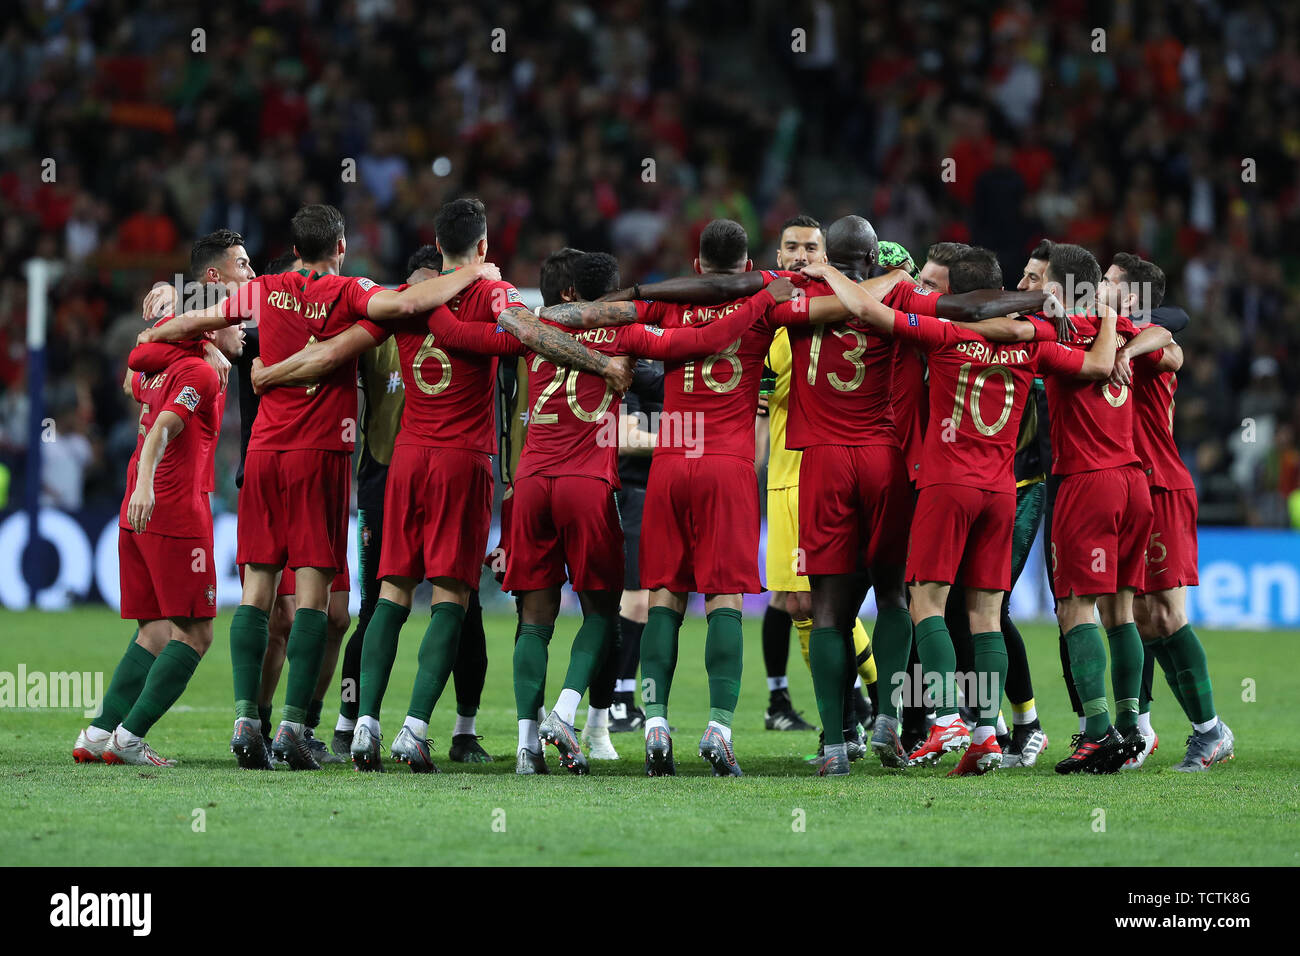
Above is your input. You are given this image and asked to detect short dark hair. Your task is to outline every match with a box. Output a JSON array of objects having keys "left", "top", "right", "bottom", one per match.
[
  {"left": 1111, "top": 252, "right": 1166, "bottom": 309},
  {"left": 190, "top": 229, "right": 245, "bottom": 278},
  {"left": 265, "top": 250, "right": 299, "bottom": 274},
  {"left": 406, "top": 244, "right": 442, "bottom": 275},
  {"left": 290, "top": 204, "right": 345, "bottom": 262},
  {"left": 699, "top": 219, "right": 749, "bottom": 271},
  {"left": 1029, "top": 238, "right": 1054, "bottom": 262},
  {"left": 573, "top": 252, "right": 621, "bottom": 301},
  {"left": 948, "top": 247, "right": 1003, "bottom": 294},
  {"left": 435, "top": 197, "right": 488, "bottom": 258},
  {"left": 925, "top": 242, "right": 970, "bottom": 268},
  {"left": 1046, "top": 242, "right": 1101, "bottom": 309},
  {"left": 780, "top": 214, "right": 821, "bottom": 233},
  {"left": 539, "top": 247, "right": 584, "bottom": 307}
]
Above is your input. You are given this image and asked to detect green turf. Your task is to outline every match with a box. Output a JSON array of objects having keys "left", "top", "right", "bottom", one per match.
[{"left": 1, "top": 608, "right": 1295, "bottom": 866}]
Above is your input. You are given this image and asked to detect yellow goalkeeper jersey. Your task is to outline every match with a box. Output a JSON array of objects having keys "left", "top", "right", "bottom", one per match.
[{"left": 766, "top": 327, "right": 802, "bottom": 489}]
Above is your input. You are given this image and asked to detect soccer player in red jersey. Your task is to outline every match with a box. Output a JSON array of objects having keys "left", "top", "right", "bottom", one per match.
[
  {"left": 1102, "top": 254, "right": 1233, "bottom": 771},
  {"left": 1018, "top": 243, "right": 1174, "bottom": 773},
  {"left": 249, "top": 199, "right": 632, "bottom": 773},
  {"left": 80, "top": 326, "right": 228, "bottom": 766},
  {"left": 805, "top": 252, "right": 1117, "bottom": 775},
  {"left": 759, "top": 217, "right": 916, "bottom": 775},
  {"left": 137, "top": 203, "right": 503, "bottom": 769},
  {"left": 504, "top": 270, "right": 793, "bottom": 776},
  {"left": 74, "top": 234, "right": 249, "bottom": 767}
]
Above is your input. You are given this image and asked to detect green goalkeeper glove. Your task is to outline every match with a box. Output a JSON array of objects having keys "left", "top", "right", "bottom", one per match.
[{"left": 878, "top": 240, "right": 917, "bottom": 277}]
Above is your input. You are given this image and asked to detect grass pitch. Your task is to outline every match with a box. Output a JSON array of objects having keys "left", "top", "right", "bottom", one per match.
[{"left": 1, "top": 608, "right": 1295, "bottom": 866}]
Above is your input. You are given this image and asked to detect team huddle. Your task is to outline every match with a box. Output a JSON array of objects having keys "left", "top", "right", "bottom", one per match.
[{"left": 70, "top": 196, "right": 1234, "bottom": 779}]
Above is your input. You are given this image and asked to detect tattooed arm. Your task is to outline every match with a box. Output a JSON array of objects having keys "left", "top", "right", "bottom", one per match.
[
  {"left": 497, "top": 305, "right": 634, "bottom": 393},
  {"left": 537, "top": 300, "right": 643, "bottom": 330}
]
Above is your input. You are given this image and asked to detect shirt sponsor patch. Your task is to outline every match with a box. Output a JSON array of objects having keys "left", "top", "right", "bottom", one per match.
[
  {"left": 912, "top": 285, "right": 934, "bottom": 296},
  {"left": 646, "top": 325, "right": 665, "bottom": 336},
  {"left": 507, "top": 287, "right": 522, "bottom": 302},
  {"left": 174, "top": 385, "right": 202, "bottom": 412},
  {"left": 907, "top": 313, "right": 919, "bottom": 327},
  {"left": 356, "top": 278, "right": 377, "bottom": 291}
]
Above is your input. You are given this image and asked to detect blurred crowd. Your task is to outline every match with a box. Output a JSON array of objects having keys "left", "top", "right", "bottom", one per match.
[{"left": 0, "top": 0, "right": 1296, "bottom": 525}]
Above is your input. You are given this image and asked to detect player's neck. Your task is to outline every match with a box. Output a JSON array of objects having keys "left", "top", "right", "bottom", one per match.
[
  {"left": 301, "top": 258, "right": 340, "bottom": 276},
  {"left": 442, "top": 257, "right": 476, "bottom": 272}
]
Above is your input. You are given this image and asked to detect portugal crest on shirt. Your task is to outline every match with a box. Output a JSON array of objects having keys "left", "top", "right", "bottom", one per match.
[{"left": 206, "top": 584, "right": 216, "bottom": 606}]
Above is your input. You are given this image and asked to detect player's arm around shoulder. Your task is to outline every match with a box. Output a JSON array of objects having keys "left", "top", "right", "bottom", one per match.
[
  {"left": 537, "top": 299, "right": 642, "bottom": 330},
  {"left": 367, "top": 263, "right": 500, "bottom": 319},
  {"left": 800, "top": 263, "right": 900, "bottom": 333},
  {"left": 949, "top": 316, "right": 1038, "bottom": 343},
  {"left": 251, "top": 323, "right": 381, "bottom": 394},
  {"left": 498, "top": 305, "right": 634, "bottom": 393}
]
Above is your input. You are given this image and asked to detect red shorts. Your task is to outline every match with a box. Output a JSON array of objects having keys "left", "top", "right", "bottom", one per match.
[
  {"left": 906, "top": 484, "right": 1015, "bottom": 590},
  {"left": 1140, "top": 487, "right": 1198, "bottom": 593},
  {"left": 239, "top": 563, "right": 349, "bottom": 596},
  {"left": 799, "top": 444, "right": 912, "bottom": 575},
  {"left": 503, "top": 474, "right": 624, "bottom": 592},
  {"left": 640, "top": 454, "right": 762, "bottom": 595},
  {"left": 1051, "top": 465, "right": 1153, "bottom": 598},
  {"left": 237, "top": 449, "right": 350, "bottom": 573},
  {"left": 377, "top": 444, "right": 492, "bottom": 588},
  {"left": 119, "top": 529, "right": 217, "bottom": 620}
]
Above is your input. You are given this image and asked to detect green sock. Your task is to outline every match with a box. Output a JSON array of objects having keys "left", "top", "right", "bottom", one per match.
[
  {"left": 358, "top": 598, "right": 409, "bottom": 719},
  {"left": 971, "top": 631, "right": 1007, "bottom": 728},
  {"left": 914, "top": 615, "right": 958, "bottom": 717},
  {"left": 514, "top": 622, "right": 554, "bottom": 721},
  {"left": 1150, "top": 637, "right": 1187, "bottom": 713},
  {"left": 1139, "top": 640, "right": 1156, "bottom": 714},
  {"left": 871, "top": 607, "right": 913, "bottom": 720},
  {"left": 121, "top": 640, "right": 202, "bottom": 738},
  {"left": 282, "top": 608, "right": 328, "bottom": 725},
  {"left": 704, "top": 607, "right": 743, "bottom": 728},
  {"left": 1106, "top": 622, "right": 1143, "bottom": 733},
  {"left": 92, "top": 636, "right": 156, "bottom": 733},
  {"left": 562, "top": 612, "right": 613, "bottom": 695},
  {"left": 1065, "top": 622, "right": 1111, "bottom": 737},
  {"left": 809, "top": 626, "right": 849, "bottom": 745},
  {"left": 230, "top": 604, "right": 269, "bottom": 720},
  {"left": 1164, "top": 623, "right": 1216, "bottom": 724},
  {"left": 640, "top": 606, "right": 683, "bottom": 720},
  {"left": 406, "top": 602, "right": 467, "bottom": 724}
]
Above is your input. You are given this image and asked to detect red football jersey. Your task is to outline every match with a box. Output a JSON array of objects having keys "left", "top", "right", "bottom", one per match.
[
  {"left": 769, "top": 280, "right": 897, "bottom": 449},
  {"left": 1131, "top": 346, "right": 1194, "bottom": 491},
  {"left": 894, "top": 312, "right": 1085, "bottom": 491},
  {"left": 519, "top": 289, "right": 778, "bottom": 485},
  {"left": 636, "top": 274, "right": 788, "bottom": 462},
  {"left": 125, "top": 336, "right": 225, "bottom": 491},
  {"left": 220, "top": 271, "right": 384, "bottom": 452},
  {"left": 384, "top": 303, "right": 528, "bottom": 453},
  {"left": 377, "top": 275, "right": 528, "bottom": 452},
  {"left": 1029, "top": 312, "right": 1139, "bottom": 475},
  {"left": 885, "top": 282, "right": 943, "bottom": 478},
  {"left": 120, "top": 356, "right": 221, "bottom": 538}
]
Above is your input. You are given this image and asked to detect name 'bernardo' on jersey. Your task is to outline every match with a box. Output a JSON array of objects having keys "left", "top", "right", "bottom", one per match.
[
  {"left": 954, "top": 340, "right": 1032, "bottom": 365},
  {"left": 266, "top": 289, "right": 330, "bottom": 320}
]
